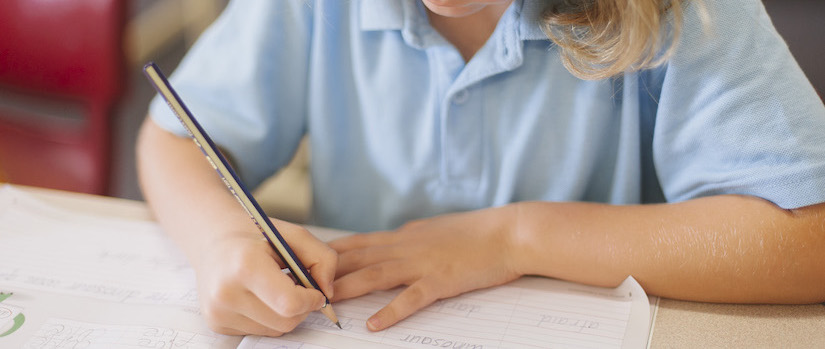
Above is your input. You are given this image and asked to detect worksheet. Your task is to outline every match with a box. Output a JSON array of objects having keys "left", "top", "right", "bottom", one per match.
[
  {"left": 0, "top": 185, "right": 651, "bottom": 348},
  {"left": 239, "top": 276, "right": 649, "bottom": 349}
]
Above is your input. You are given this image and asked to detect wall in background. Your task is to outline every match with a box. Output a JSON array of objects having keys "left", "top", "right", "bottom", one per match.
[
  {"left": 763, "top": 0, "right": 825, "bottom": 97},
  {"left": 110, "top": 0, "right": 228, "bottom": 200}
]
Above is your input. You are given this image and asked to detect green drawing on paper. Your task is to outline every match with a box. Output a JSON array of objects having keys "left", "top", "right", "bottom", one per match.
[
  {"left": 0, "top": 292, "right": 25, "bottom": 337},
  {"left": 0, "top": 313, "right": 25, "bottom": 337}
]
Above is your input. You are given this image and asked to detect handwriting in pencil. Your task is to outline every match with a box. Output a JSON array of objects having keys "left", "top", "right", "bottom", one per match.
[
  {"left": 433, "top": 299, "right": 482, "bottom": 318},
  {"left": 25, "top": 318, "right": 222, "bottom": 349},
  {"left": 138, "top": 327, "right": 198, "bottom": 348},
  {"left": 537, "top": 314, "right": 600, "bottom": 332},
  {"left": 26, "top": 323, "right": 97, "bottom": 349},
  {"left": 399, "top": 333, "right": 484, "bottom": 349}
]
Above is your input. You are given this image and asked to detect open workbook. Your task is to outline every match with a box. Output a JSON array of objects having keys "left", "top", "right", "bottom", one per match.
[{"left": 0, "top": 185, "right": 653, "bottom": 348}]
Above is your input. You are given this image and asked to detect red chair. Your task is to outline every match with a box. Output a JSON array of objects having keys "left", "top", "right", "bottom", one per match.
[{"left": 0, "top": 0, "right": 127, "bottom": 195}]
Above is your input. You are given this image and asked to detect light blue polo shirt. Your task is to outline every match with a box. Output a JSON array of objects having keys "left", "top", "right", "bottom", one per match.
[{"left": 150, "top": 0, "right": 825, "bottom": 232}]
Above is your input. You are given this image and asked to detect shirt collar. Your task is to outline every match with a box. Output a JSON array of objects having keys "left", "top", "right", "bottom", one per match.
[
  {"left": 359, "top": 0, "right": 407, "bottom": 31},
  {"left": 359, "top": 0, "right": 550, "bottom": 42}
]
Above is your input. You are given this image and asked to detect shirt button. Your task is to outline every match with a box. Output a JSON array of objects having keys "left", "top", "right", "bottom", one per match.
[{"left": 453, "top": 90, "right": 470, "bottom": 104}]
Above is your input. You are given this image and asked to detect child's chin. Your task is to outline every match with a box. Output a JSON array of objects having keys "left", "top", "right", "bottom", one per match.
[{"left": 421, "top": 1, "right": 486, "bottom": 18}]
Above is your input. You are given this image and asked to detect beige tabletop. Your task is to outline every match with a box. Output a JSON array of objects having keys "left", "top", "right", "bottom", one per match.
[{"left": 16, "top": 185, "right": 825, "bottom": 348}]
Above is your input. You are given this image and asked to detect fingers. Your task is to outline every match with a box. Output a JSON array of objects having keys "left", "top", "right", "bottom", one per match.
[
  {"left": 238, "top": 293, "right": 313, "bottom": 334},
  {"left": 309, "top": 262, "right": 337, "bottom": 300},
  {"left": 207, "top": 308, "right": 286, "bottom": 337},
  {"left": 332, "top": 260, "right": 412, "bottom": 302},
  {"left": 366, "top": 279, "right": 440, "bottom": 332},
  {"left": 210, "top": 317, "right": 285, "bottom": 337},
  {"left": 269, "top": 219, "right": 338, "bottom": 298},
  {"left": 336, "top": 244, "right": 402, "bottom": 277},
  {"left": 197, "top": 226, "right": 332, "bottom": 336},
  {"left": 200, "top": 257, "right": 324, "bottom": 335},
  {"left": 328, "top": 231, "right": 397, "bottom": 253},
  {"left": 206, "top": 293, "right": 310, "bottom": 336},
  {"left": 245, "top": 258, "right": 327, "bottom": 318}
]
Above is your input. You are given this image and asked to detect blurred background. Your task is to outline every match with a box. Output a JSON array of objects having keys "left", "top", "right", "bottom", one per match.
[
  {"left": 0, "top": 0, "right": 227, "bottom": 198},
  {"left": 0, "top": 0, "right": 821, "bottom": 222}
]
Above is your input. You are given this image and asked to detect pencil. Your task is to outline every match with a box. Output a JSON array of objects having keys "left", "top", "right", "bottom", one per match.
[{"left": 143, "top": 62, "right": 341, "bottom": 329}]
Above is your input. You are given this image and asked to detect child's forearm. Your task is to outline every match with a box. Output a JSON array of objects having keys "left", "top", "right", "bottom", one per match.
[
  {"left": 136, "top": 117, "right": 254, "bottom": 266},
  {"left": 510, "top": 196, "right": 825, "bottom": 304},
  {"left": 137, "top": 117, "right": 337, "bottom": 336}
]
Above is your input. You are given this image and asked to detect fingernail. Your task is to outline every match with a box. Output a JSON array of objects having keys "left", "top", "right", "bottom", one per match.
[{"left": 367, "top": 317, "right": 381, "bottom": 331}]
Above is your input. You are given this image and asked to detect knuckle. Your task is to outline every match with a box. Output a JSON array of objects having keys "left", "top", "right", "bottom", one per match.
[
  {"left": 403, "top": 282, "right": 434, "bottom": 306},
  {"left": 365, "top": 263, "right": 388, "bottom": 280},
  {"left": 343, "top": 248, "right": 366, "bottom": 265},
  {"left": 208, "top": 282, "right": 238, "bottom": 307},
  {"left": 272, "top": 293, "right": 304, "bottom": 317},
  {"left": 323, "top": 247, "right": 338, "bottom": 264},
  {"left": 278, "top": 315, "right": 307, "bottom": 333},
  {"left": 228, "top": 253, "right": 257, "bottom": 280}
]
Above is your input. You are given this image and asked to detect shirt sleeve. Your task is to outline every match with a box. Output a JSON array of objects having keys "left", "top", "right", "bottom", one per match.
[
  {"left": 652, "top": 0, "right": 825, "bottom": 209},
  {"left": 148, "top": 0, "right": 314, "bottom": 188}
]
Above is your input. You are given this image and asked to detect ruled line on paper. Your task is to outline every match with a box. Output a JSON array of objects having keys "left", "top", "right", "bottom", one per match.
[
  {"left": 0, "top": 187, "right": 200, "bottom": 310},
  {"left": 24, "top": 318, "right": 228, "bottom": 349},
  {"left": 0, "top": 186, "right": 650, "bottom": 349},
  {"left": 243, "top": 277, "right": 641, "bottom": 349}
]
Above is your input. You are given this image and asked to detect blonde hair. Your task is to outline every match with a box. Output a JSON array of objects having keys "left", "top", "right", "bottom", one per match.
[{"left": 542, "top": 0, "right": 698, "bottom": 80}]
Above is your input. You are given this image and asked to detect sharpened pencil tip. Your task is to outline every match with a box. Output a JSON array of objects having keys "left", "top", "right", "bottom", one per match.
[{"left": 336, "top": 322, "right": 342, "bottom": 329}]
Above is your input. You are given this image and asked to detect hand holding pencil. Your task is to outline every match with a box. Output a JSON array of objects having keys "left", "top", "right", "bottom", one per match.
[
  {"left": 193, "top": 218, "right": 337, "bottom": 336},
  {"left": 142, "top": 63, "right": 340, "bottom": 336}
]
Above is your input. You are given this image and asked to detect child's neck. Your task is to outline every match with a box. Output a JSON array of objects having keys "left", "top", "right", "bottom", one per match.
[{"left": 426, "top": 3, "right": 512, "bottom": 62}]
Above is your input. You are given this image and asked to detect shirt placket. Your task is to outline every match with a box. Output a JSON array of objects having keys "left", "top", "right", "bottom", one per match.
[{"left": 436, "top": 10, "right": 524, "bottom": 202}]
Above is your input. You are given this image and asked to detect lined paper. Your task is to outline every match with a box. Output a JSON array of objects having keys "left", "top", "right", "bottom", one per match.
[
  {"left": 241, "top": 337, "right": 332, "bottom": 349},
  {"left": 0, "top": 185, "right": 650, "bottom": 349},
  {"left": 240, "top": 276, "right": 649, "bottom": 349},
  {"left": 0, "top": 186, "right": 199, "bottom": 310},
  {"left": 24, "top": 318, "right": 227, "bottom": 349}
]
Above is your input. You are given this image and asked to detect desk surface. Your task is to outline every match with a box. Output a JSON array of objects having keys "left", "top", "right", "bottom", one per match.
[{"left": 17, "top": 186, "right": 825, "bottom": 348}]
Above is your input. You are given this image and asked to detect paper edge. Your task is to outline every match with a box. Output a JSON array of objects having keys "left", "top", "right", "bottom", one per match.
[
  {"left": 618, "top": 276, "right": 651, "bottom": 349},
  {"left": 646, "top": 295, "right": 661, "bottom": 349}
]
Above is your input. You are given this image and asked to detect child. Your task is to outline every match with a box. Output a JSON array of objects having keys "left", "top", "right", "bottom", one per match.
[{"left": 137, "top": 0, "right": 825, "bottom": 336}]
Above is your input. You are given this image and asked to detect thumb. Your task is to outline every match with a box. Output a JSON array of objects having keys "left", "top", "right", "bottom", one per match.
[{"left": 271, "top": 219, "right": 338, "bottom": 299}]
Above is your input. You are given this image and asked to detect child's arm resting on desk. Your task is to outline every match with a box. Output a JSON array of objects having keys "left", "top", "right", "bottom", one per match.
[
  {"left": 137, "top": 117, "right": 337, "bottom": 336},
  {"left": 331, "top": 195, "right": 825, "bottom": 331}
]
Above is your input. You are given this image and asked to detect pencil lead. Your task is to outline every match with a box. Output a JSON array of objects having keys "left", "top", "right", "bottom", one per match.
[{"left": 336, "top": 321, "right": 342, "bottom": 329}]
